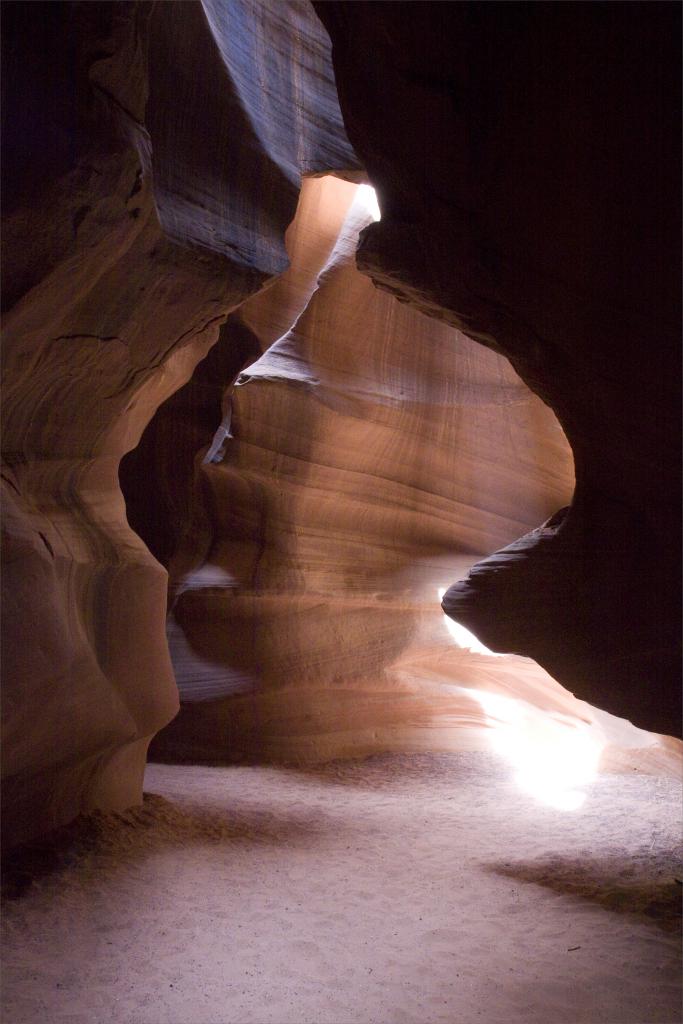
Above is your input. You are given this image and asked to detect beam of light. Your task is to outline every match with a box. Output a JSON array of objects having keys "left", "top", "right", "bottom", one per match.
[
  {"left": 437, "top": 587, "right": 504, "bottom": 656},
  {"left": 438, "top": 589, "right": 602, "bottom": 810},
  {"left": 474, "top": 690, "right": 602, "bottom": 811},
  {"left": 356, "top": 183, "right": 381, "bottom": 222}
]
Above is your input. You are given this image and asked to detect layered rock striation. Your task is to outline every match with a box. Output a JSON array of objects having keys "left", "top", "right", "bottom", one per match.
[
  {"left": 1, "top": 0, "right": 360, "bottom": 846},
  {"left": 148, "top": 175, "right": 580, "bottom": 763},
  {"left": 2, "top": 0, "right": 680, "bottom": 847}
]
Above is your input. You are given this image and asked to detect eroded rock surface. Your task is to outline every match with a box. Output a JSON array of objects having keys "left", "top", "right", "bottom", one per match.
[
  {"left": 2, "top": 0, "right": 679, "bottom": 848},
  {"left": 1, "top": 0, "right": 359, "bottom": 847},
  {"left": 146, "top": 175, "right": 585, "bottom": 764},
  {"left": 316, "top": 1, "right": 682, "bottom": 736}
]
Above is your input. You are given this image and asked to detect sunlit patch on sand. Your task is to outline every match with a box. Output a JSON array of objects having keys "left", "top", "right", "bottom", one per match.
[
  {"left": 438, "top": 588, "right": 603, "bottom": 810},
  {"left": 474, "top": 690, "right": 603, "bottom": 811}
]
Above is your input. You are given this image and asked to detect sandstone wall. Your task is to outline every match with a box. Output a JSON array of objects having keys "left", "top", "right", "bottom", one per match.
[
  {"left": 3, "top": 0, "right": 679, "bottom": 848},
  {"left": 316, "top": 1, "right": 682, "bottom": 737},
  {"left": 1, "top": 0, "right": 359, "bottom": 847},
  {"left": 149, "top": 175, "right": 579, "bottom": 763}
]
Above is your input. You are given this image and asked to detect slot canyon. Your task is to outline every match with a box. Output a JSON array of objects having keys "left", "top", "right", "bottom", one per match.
[{"left": 1, "top": 2, "right": 681, "bottom": 1023}]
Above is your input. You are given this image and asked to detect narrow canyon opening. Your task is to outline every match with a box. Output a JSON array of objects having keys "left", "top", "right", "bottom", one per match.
[{"left": 120, "top": 174, "right": 672, "bottom": 809}]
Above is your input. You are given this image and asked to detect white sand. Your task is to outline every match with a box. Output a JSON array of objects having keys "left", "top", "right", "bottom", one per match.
[{"left": 2, "top": 752, "right": 681, "bottom": 1024}]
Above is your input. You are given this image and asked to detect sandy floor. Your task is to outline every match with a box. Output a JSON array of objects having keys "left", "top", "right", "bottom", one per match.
[{"left": 2, "top": 752, "right": 681, "bottom": 1024}]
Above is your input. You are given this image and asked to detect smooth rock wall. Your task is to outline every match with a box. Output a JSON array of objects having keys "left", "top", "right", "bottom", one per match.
[
  {"left": 150, "top": 176, "right": 578, "bottom": 763},
  {"left": 1, "top": 0, "right": 359, "bottom": 847}
]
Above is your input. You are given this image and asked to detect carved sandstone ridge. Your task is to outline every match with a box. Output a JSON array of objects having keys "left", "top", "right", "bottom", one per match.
[
  {"left": 147, "top": 176, "right": 617, "bottom": 765},
  {"left": 315, "top": 1, "right": 682, "bottom": 736},
  {"left": 147, "top": 176, "right": 678, "bottom": 774},
  {"left": 1, "top": 0, "right": 360, "bottom": 848}
]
